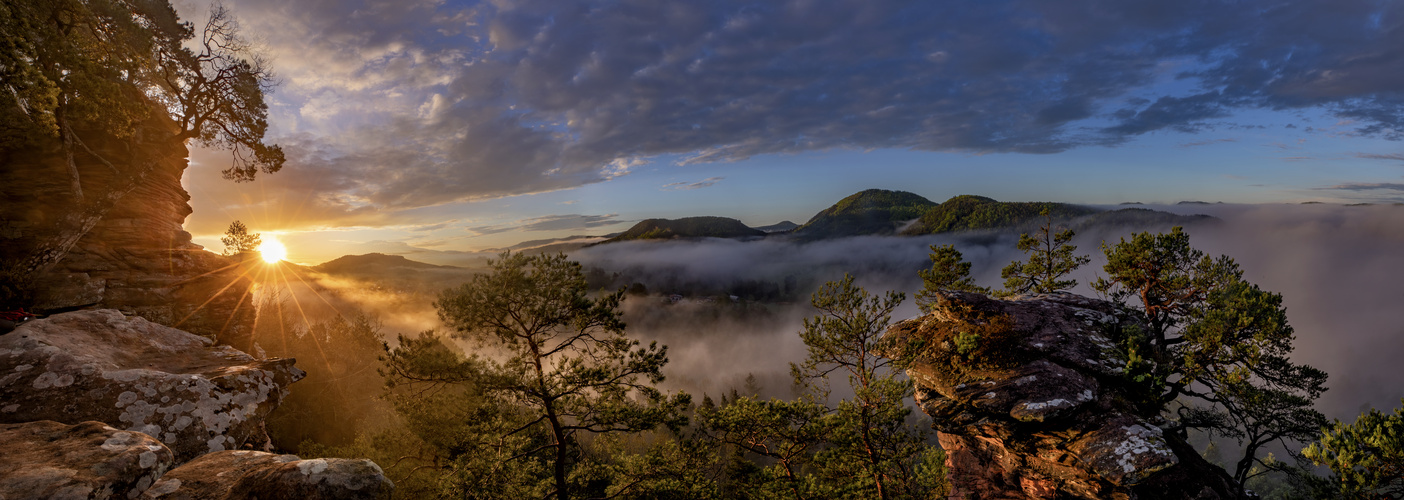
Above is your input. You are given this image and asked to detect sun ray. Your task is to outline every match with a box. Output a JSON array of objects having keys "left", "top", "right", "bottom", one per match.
[{"left": 173, "top": 261, "right": 261, "bottom": 329}]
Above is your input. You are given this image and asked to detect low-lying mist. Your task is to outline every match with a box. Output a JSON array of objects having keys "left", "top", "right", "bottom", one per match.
[{"left": 259, "top": 203, "right": 1404, "bottom": 424}]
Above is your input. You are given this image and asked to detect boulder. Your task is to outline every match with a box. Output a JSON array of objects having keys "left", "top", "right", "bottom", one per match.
[
  {"left": 885, "top": 291, "right": 1238, "bottom": 499},
  {"left": 0, "top": 420, "right": 174, "bottom": 499},
  {"left": 142, "top": 451, "right": 394, "bottom": 499},
  {"left": 0, "top": 310, "right": 304, "bottom": 463}
]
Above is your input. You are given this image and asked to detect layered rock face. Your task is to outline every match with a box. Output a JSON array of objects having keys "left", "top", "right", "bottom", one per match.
[
  {"left": 0, "top": 118, "right": 255, "bottom": 345},
  {"left": 0, "top": 310, "right": 304, "bottom": 463},
  {"left": 885, "top": 291, "right": 1237, "bottom": 499}
]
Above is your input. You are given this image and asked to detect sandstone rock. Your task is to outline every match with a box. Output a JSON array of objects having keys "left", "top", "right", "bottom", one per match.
[
  {"left": 0, "top": 115, "right": 255, "bottom": 346},
  {"left": 885, "top": 291, "right": 1238, "bottom": 499},
  {"left": 142, "top": 451, "right": 394, "bottom": 500},
  {"left": 0, "top": 310, "right": 304, "bottom": 463},
  {"left": 0, "top": 420, "right": 174, "bottom": 499}
]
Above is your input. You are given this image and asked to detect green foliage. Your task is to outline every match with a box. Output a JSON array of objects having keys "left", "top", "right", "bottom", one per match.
[
  {"left": 1093, "top": 227, "right": 1327, "bottom": 489},
  {"left": 434, "top": 252, "right": 691, "bottom": 500},
  {"left": 698, "top": 394, "right": 833, "bottom": 499},
  {"left": 1303, "top": 400, "right": 1404, "bottom": 498},
  {"left": 912, "top": 195, "right": 1097, "bottom": 234},
  {"left": 608, "top": 217, "right": 766, "bottom": 242},
  {"left": 998, "top": 210, "right": 1089, "bottom": 296},
  {"left": 220, "top": 220, "right": 261, "bottom": 255},
  {"left": 953, "top": 330, "right": 981, "bottom": 357},
  {"left": 794, "top": 189, "right": 937, "bottom": 238},
  {"left": 915, "top": 244, "right": 989, "bottom": 312},
  {"left": 0, "top": 0, "right": 283, "bottom": 180}
]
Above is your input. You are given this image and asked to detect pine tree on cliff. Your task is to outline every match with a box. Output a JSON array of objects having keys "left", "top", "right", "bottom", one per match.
[
  {"left": 1, "top": 1, "right": 283, "bottom": 280},
  {"left": 1092, "top": 227, "right": 1327, "bottom": 491},
  {"left": 997, "top": 209, "right": 1090, "bottom": 296},
  {"left": 220, "top": 220, "right": 261, "bottom": 256},
  {"left": 433, "top": 252, "right": 690, "bottom": 500},
  {"left": 915, "top": 244, "right": 988, "bottom": 312}
]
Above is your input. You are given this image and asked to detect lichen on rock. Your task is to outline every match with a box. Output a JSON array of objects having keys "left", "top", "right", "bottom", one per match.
[
  {"left": 0, "top": 310, "right": 304, "bottom": 463},
  {"left": 141, "top": 450, "right": 394, "bottom": 499},
  {"left": 0, "top": 420, "right": 175, "bottom": 500}
]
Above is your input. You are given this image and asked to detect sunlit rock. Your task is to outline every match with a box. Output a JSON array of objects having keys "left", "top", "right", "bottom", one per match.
[
  {"left": 0, "top": 114, "right": 256, "bottom": 346},
  {"left": 0, "top": 310, "right": 304, "bottom": 463},
  {"left": 885, "top": 291, "right": 1238, "bottom": 499},
  {"left": 0, "top": 420, "right": 174, "bottom": 499},
  {"left": 141, "top": 450, "right": 393, "bottom": 499}
]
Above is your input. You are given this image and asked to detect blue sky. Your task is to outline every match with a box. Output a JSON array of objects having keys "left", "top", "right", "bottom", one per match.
[{"left": 171, "top": 0, "right": 1404, "bottom": 263}]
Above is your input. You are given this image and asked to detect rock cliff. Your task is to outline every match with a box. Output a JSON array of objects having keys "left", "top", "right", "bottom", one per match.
[
  {"left": 885, "top": 291, "right": 1238, "bottom": 499},
  {"left": 0, "top": 117, "right": 255, "bottom": 346}
]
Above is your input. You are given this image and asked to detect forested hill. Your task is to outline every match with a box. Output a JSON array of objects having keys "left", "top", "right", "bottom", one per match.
[
  {"left": 312, "top": 253, "right": 455, "bottom": 273},
  {"left": 900, "top": 195, "right": 1099, "bottom": 235},
  {"left": 602, "top": 216, "right": 766, "bottom": 243},
  {"left": 791, "top": 189, "right": 938, "bottom": 239}
]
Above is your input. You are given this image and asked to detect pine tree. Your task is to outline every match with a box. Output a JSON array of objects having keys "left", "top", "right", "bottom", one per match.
[{"left": 998, "top": 209, "right": 1089, "bottom": 296}]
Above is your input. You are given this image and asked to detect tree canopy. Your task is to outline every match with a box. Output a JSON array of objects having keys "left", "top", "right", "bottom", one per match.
[
  {"left": 1092, "top": 227, "right": 1327, "bottom": 489},
  {"left": 433, "top": 252, "right": 690, "bottom": 500}
]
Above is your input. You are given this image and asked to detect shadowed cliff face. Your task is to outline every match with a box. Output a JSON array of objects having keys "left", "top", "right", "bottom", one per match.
[
  {"left": 0, "top": 116, "right": 255, "bottom": 346},
  {"left": 885, "top": 291, "right": 1238, "bottom": 500}
]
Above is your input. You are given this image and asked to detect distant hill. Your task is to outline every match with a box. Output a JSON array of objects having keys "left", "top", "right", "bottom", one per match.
[
  {"left": 602, "top": 216, "right": 765, "bottom": 243},
  {"left": 901, "top": 195, "right": 1099, "bottom": 235},
  {"left": 1070, "top": 208, "right": 1218, "bottom": 230},
  {"left": 754, "top": 221, "right": 799, "bottom": 233},
  {"left": 312, "top": 253, "right": 453, "bottom": 274},
  {"left": 792, "top": 189, "right": 937, "bottom": 239}
]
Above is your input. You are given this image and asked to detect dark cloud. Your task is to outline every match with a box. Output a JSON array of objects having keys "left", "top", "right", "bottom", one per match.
[
  {"left": 1353, "top": 152, "right": 1404, "bottom": 162},
  {"left": 1318, "top": 182, "right": 1404, "bottom": 191},
  {"left": 200, "top": 0, "right": 1404, "bottom": 207}
]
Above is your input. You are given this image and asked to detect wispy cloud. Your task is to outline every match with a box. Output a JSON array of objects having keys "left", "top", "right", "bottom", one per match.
[
  {"left": 465, "top": 214, "right": 624, "bottom": 237},
  {"left": 1317, "top": 183, "right": 1404, "bottom": 192},
  {"left": 663, "top": 177, "right": 725, "bottom": 191},
  {"left": 1352, "top": 153, "right": 1404, "bottom": 163},
  {"left": 1178, "top": 138, "right": 1238, "bottom": 148}
]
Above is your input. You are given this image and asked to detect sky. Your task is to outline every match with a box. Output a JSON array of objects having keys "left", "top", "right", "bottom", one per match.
[{"left": 170, "top": 0, "right": 1404, "bottom": 264}]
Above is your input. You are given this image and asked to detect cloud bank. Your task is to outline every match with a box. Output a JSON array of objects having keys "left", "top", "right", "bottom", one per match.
[{"left": 179, "top": 0, "right": 1404, "bottom": 225}]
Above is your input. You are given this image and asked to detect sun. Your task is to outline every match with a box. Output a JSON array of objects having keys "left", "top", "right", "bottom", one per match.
[{"left": 257, "top": 237, "right": 287, "bottom": 263}]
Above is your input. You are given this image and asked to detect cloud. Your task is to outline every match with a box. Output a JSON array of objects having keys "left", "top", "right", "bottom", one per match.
[
  {"left": 662, "top": 177, "right": 725, "bottom": 190},
  {"left": 1178, "top": 138, "right": 1238, "bottom": 148},
  {"left": 1318, "top": 182, "right": 1404, "bottom": 191},
  {"left": 465, "top": 214, "right": 624, "bottom": 236},
  {"left": 180, "top": 0, "right": 1404, "bottom": 211},
  {"left": 1353, "top": 153, "right": 1404, "bottom": 163}
]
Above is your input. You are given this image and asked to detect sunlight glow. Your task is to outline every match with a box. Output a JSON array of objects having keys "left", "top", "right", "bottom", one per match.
[{"left": 258, "top": 237, "right": 288, "bottom": 263}]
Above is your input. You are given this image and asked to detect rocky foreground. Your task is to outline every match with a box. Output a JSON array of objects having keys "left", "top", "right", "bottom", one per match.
[
  {"left": 886, "top": 291, "right": 1238, "bottom": 499},
  {"left": 0, "top": 310, "right": 393, "bottom": 498}
]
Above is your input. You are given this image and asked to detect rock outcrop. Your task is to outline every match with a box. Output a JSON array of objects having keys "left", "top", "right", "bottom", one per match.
[
  {"left": 0, "top": 420, "right": 175, "bottom": 500},
  {"left": 885, "top": 291, "right": 1238, "bottom": 499},
  {"left": 142, "top": 451, "right": 394, "bottom": 500},
  {"left": 0, "top": 310, "right": 304, "bottom": 463},
  {"left": 0, "top": 116, "right": 255, "bottom": 346}
]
